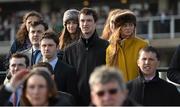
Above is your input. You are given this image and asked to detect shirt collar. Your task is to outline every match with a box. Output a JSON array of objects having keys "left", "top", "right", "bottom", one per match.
[{"left": 48, "top": 57, "right": 58, "bottom": 70}]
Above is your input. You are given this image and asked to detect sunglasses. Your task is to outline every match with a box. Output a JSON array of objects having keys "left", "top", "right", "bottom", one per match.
[{"left": 96, "top": 88, "right": 119, "bottom": 97}]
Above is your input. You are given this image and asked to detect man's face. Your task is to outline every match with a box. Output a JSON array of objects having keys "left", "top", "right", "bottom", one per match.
[
  {"left": 9, "top": 57, "right": 27, "bottom": 76},
  {"left": 40, "top": 39, "right": 58, "bottom": 60},
  {"left": 29, "top": 25, "right": 45, "bottom": 47},
  {"left": 79, "top": 14, "right": 96, "bottom": 39},
  {"left": 91, "top": 81, "right": 127, "bottom": 106},
  {"left": 137, "top": 51, "right": 160, "bottom": 77}
]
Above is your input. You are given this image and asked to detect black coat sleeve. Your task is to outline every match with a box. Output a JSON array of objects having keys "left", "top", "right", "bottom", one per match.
[
  {"left": 168, "top": 45, "right": 180, "bottom": 84},
  {"left": 0, "top": 85, "right": 12, "bottom": 105}
]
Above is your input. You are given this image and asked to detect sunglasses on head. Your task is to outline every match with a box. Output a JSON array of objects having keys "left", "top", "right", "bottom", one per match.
[{"left": 96, "top": 88, "right": 119, "bottom": 97}]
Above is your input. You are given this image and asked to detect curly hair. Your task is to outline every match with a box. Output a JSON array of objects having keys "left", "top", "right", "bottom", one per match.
[
  {"left": 16, "top": 11, "right": 42, "bottom": 45},
  {"left": 101, "top": 9, "right": 121, "bottom": 41}
]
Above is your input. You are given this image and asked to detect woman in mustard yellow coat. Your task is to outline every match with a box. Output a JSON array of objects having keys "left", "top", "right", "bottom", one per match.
[{"left": 106, "top": 9, "right": 149, "bottom": 82}]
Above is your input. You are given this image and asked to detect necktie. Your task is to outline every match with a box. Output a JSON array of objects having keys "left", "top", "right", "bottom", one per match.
[
  {"left": 33, "top": 50, "right": 40, "bottom": 64},
  {"left": 13, "top": 91, "right": 17, "bottom": 106}
]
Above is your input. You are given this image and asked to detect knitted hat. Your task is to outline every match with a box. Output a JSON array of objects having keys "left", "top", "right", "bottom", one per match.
[
  {"left": 113, "top": 10, "right": 136, "bottom": 28},
  {"left": 63, "top": 9, "right": 79, "bottom": 26}
]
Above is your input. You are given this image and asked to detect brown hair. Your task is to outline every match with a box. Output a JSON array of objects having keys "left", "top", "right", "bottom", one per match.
[
  {"left": 79, "top": 7, "right": 98, "bottom": 22},
  {"left": 16, "top": 11, "right": 42, "bottom": 45},
  {"left": 41, "top": 31, "right": 59, "bottom": 46},
  {"left": 10, "top": 53, "right": 29, "bottom": 67},
  {"left": 21, "top": 68, "right": 57, "bottom": 105},
  {"left": 30, "top": 20, "right": 48, "bottom": 31},
  {"left": 59, "top": 26, "right": 81, "bottom": 50},
  {"left": 32, "top": 62, "right": 53, "bottom": 75},
  {"left": 101, "top": 9, "right": 121, "bottom": 40}
]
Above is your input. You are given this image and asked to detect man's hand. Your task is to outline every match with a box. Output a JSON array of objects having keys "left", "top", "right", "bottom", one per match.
[{"left": 9, "top": 69, "right": 29, "bottom": 90}]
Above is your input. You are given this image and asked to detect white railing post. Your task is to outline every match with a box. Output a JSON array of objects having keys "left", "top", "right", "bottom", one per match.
[
  {"left": 148, "top": 18, "right": 153, "bottom": 40},
  {"left": 170, "top": 16, "right": 175, "bottom": 39},
  {"left": 10, "top": 23, "right": 15, "bottom": 45}
]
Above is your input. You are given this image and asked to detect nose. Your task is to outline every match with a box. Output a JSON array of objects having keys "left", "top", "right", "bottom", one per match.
[
  {"left": 83, "top": 21, "right": 88, "bottom": 26},
  {"left": 102, "top": 92, "right": 111, "bottom": 101},
  {"left": 145, "top": 59, "right": 150, "bottom": 64},
  {"left": 32, "top": 87, "right": 39, "bottom": 95},
  {"left": 34, "top": 32, "right": 38, "bottom": 36},
  {"left": 14, "top": 65, "right": 19, "bottom": 71}
]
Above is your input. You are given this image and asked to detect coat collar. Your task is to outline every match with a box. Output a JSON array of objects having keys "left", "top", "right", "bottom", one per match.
[{"left": 79, "top": 31, "right": 99, "bottom": 48}]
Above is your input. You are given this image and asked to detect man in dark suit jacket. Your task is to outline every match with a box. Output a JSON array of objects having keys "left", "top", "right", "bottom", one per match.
[
  {"left": 21, "top": 21, "right": 48, "bottom": 66},
  {"left": 39, "top": 31, "right": 78, "bottom": 103}
]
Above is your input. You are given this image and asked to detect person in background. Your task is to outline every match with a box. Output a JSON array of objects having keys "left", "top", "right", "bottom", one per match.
[
  {"left": 89, "top": 65, "right": 138, "bottom": 106},
  {"left": 21, "top": 68, "right": 73, "bottom": 106},
  {"left": 21, "top": 21, "right": 48, "bottom": 66},
  {"left": 59, "top": 9, "right": 81, "bottom": 50},
  {"left": 167, "top": 44, "right": 180, "bottom": 84},
  {"left": 106, "top": 9, "right": 148, "bottom": 82},
  {"left": 63, "top": 7, "right": 109, "bottom": 105},
  {"left": 101, "top": 9, "right": 121, "bottom": 41},
  {"left": 5, "top": 11, "right": 42, "bottom": 70},
  {"left": 7, "top": 11, "right": 43, "bottom": 62},
  {"left": 2, "top": 53, "right": 29, "bottom": 106},
  {"left": 127, "top": 46, "right": 180, "bottom": 106},
  {"left": 40, "top": 31, "right": 78, "bottom": 103}
]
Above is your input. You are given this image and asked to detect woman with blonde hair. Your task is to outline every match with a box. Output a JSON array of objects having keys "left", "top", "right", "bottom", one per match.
[
  {"left": 59, "top": 9, "right": 81, "bottom": 50},
  {"left": 106, "top": 9, "right": 149, "bottom": 82},
  {"left": 101, "top": 9, "right": 121, "bottom": 41}
]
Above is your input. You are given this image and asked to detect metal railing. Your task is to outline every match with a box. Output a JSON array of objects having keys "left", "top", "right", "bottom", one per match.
[{"left": 136, "top": 15, "right": 180, "bottom": 40}]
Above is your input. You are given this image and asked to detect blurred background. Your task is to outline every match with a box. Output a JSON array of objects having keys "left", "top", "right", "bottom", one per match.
[{"left": 0, "top": 0, "right": 179, "bottom": 71}]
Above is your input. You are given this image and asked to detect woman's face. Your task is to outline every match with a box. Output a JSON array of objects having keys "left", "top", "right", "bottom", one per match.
[
  {"left": 26, "top": 75, "right": 49, "bottom": 106},
  {"left": 66, "top": 20, "right": 78, "bottom": 34},
  {"left": 25, "top": 16, "right": 40, "bottom": 31},
  {"left": 121, "top": 23, "right": 135, "bottom": 39}
]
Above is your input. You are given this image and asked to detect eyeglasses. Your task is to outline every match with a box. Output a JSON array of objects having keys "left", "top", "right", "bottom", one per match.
[{"left": 96, "top": 88, "right": 119, "bottom": 97}]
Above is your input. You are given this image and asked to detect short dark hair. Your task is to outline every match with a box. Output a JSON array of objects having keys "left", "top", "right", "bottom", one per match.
[
  {"left": 30, "top": 20, "right": 48, "bottom": 31},
  {"left": 41, "top": 31, "right": 59, "bottom": 46},
  {"left": 33, "top": 62, "right": 53, "bottom": 75},
  {"left": 79, "top": 7, "right": 98, "bottom": 22},
  {"left": 10, "top": 53, "right": 29, "bottom": 67},
  {"left": 139, "top": 46, "right": 160, "bottom": 60}
]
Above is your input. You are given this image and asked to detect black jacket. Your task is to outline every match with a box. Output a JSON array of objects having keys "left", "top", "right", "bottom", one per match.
[
  {"left": 54, "top": 58, "right": 78, "bottom": 103},
  {"left": 168, "top": 44, "right": 180, "bottom": 84},
  {"left": 127, "top": 73, "right": 180, "bottom": 106},
  {"left": 0, "top": 85, "right": 12, "bottom": 106},
  {"left": 63, "top": 32, "right": 109, "bottom": 105}
]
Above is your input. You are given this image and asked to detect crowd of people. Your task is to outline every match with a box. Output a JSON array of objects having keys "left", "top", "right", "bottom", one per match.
[{"left": 0, "top": 7, "right": 180, "bottom": 106}]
